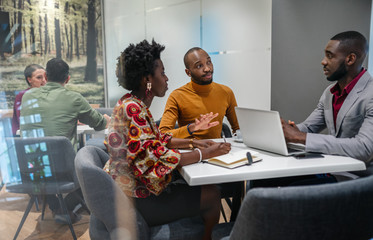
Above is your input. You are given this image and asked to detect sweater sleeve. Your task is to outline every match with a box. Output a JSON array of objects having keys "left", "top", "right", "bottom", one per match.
[
  {"left": 226, "top": 87, "right": 240, "bottom": 132},
  {"left": 159, "top": 92, "right": 191, "bottom": 138}
]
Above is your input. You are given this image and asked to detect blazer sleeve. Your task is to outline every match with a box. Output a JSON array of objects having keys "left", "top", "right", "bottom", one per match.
[
  {"left": 297, "top": 88, "right": 329, "bottom": 133},
  {"left": 225, "top": 87, "right": 240, "bottom": 132},
  {"left": 298, "top": 87, "right": 373, "bottom": 163}
]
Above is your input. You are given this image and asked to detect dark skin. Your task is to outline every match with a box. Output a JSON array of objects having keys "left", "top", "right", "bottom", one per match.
[
  {"left": 282, "top": 40, "right": 364, "bottom": 144},
  {"left": 184, "top": 49, "right": 220, "bottom": 133},
  {"left": 133, "top": 58, "right": 230, "bottom": 240}
]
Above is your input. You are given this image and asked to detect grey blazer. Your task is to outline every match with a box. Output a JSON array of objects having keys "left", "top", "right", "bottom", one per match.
[{"left": 297, "top": 71, "right": 373, "bottom": 163}]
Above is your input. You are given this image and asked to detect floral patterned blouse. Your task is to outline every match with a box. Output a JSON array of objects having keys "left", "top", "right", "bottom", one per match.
[{"left": 104, "top": 93, "right": 181, "bottom": 198}]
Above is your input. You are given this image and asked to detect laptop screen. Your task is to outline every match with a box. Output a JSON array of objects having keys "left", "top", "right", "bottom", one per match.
[{"left": 235, "top": 107, "right": 291, "bottom": 155}]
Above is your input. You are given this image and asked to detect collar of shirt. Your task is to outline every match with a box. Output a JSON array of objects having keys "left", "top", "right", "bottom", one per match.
[
  {"left": 330, "top": 68, "right": 366, "bottom": 128},
  {"left": 330, "top": 68, "right": 366, "bottom": 96}
]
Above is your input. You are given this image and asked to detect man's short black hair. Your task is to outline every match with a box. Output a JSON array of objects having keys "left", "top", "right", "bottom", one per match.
[
  {"left": 46, "top": 58, "right": 69, "bottom": 83},
  {"left": 24, "top": 64, "right": 44, "bottom": 86},
  {"left": 116, "top": 39, "right": 165, "bottom": 91},
  {"left": 183, "top": 47, "right": 203, "bottom": 69},
  {"left": 331, "top": 31, "right": 368, "bottom": 61}
]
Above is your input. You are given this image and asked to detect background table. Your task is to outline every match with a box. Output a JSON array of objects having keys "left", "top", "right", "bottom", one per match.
[{"left": 77, "top": 125, "right": 106, "bottom": 148}]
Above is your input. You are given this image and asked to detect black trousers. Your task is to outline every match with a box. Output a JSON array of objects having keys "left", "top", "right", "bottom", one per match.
[
  {"left": 46, "top": 189, "right": 84, "bottom": 213},
  {"left": 219, "top": 181, "right": 244, "bottom": 222}
]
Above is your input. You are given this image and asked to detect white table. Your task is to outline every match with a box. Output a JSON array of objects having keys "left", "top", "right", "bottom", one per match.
[
  {"left": 77, "top": 125, "right": 106, "bottom": 135},
  {"left": 179, "top": 138, "right": 366, "bottom": 186}
]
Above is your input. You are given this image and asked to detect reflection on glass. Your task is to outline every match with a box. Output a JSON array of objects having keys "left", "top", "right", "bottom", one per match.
[{"left": 22, "top": 142, "right": 52, "bottom": 182}]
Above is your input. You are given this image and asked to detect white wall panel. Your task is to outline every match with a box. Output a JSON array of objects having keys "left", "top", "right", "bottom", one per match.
[
  {"left": 202, "top": 0, "right": 272, "bottom": 110},
  {"left": 145, "top": 0, "right": 201, "bottom": 120},
  {"left": 104, "top": 0, "right": 145, "bottom": 107},
  {"left": 104, "top": 0, "right": 272, "bottom": 120}
]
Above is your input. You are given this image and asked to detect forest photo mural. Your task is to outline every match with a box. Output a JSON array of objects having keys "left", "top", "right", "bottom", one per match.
[{"left": 0, "top": 0, "right": 105, "bottom": 109}]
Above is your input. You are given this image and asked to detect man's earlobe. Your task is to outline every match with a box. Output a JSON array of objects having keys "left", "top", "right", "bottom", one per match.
[
  {"left": 185, "top": 69, "right": 191, "bottom": 77},
  {"left": 346, "top": 53, "right": 356, "bottom": 65}
]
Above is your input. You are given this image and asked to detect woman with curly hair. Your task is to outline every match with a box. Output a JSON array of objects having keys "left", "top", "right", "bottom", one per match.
[{"left": 104, "top": 39, "right": 231, "bottom": 239}]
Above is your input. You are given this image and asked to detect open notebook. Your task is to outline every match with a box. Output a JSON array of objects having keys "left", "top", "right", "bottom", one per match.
[{"left": 203, "top": 150, "right": 262, "bottom": 169}]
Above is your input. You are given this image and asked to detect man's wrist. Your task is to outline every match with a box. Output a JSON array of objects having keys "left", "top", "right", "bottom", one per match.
[
  {"left": 187, "top": 123, "right": 195, "bottom": 135},
  {"left": 297, "top": 132, "right": 307, "bottom": 144}
]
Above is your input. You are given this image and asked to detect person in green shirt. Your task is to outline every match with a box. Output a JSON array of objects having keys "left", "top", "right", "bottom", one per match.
[
  {"left": 20, "top": 58, "right": 110, "bottom": 224},
  {"left": 20, "top": 58, "right": 110, "bottom": 150}
]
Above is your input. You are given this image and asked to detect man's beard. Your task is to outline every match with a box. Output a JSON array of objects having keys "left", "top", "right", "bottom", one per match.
[
  {"left": 327, "top": 62, "right": 347, "bottom": 81},
  {"left": 190, "top": 71, "right": 213, "bottom": 85}
]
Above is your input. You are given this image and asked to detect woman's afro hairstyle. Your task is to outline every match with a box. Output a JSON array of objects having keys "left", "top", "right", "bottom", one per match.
[{"left": 116, "top": 39, "right": 165, "bottom": 91}]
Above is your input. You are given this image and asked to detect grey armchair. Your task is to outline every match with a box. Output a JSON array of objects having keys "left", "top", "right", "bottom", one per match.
[
  {"left": 75, "top": 145, "right": 204, "bottom": 240},
  {"left": 213, "top": 175, "right": 373, "bottom": 240}
]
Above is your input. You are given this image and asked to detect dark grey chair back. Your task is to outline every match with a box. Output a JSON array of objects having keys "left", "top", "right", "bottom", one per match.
[
  {"left": 7, "top": 136, "right": 78, "bottom": 194},
  {"left": 221, "top": 123, "right": 232, "bottom": 138},
  {"left": 214, "top": 175, "right": 373, "bottom": 240},
  {"left": 75, "top": 146, "right": 205, "bottom": 240},
  {"left": 75, "top": 146, "right": 138, "bottom": 240},
  {"left": 6, "top": 136, "right": 80, "bottom": 240}
]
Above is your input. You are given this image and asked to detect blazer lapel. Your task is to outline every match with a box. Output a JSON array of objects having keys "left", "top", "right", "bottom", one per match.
[
  {"left": 335, "top": 72, "right": 369, "bottom": 134},
  {"left": 324, "top": 91, "right": 336, "bottom": 135}
]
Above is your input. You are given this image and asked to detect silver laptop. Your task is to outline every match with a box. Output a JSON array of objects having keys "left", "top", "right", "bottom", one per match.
[{"left": 235, "top": 107, "right": 305, "bottom": 156}]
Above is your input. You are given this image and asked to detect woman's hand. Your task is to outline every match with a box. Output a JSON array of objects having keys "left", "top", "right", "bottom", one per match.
[
  {"left": 203, "top": 142, "right": 231, "bottom": 159},
  {"left": 192, "top": 139, "right": 216, "bottom": 149},
  {"left": 179, "top": 142, "right": 231, "bottom": 166},
  {"left": 188, "top": 112, "right": 219, "bottom": 132}
]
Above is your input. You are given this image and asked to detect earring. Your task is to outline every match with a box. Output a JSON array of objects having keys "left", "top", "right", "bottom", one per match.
[{"left": 146, "top": 82, "right": 152, "bottom": 97}]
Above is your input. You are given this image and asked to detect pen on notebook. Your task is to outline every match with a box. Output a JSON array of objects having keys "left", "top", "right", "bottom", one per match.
[{"left": 222, "top": 131, "right": 226, "bottom": 143}]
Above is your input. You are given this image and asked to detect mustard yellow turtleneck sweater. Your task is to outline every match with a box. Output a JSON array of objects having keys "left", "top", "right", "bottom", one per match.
[{"left": 159, "top": 81, "right": 240, "bottom": 139}]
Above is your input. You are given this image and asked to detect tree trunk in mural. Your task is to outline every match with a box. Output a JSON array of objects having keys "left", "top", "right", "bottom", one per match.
[
  {"left": 64, "top": 23, "right": 70, "bottom": 59},
  {"left": 27, "top": 0, "right": 36, "bottom": 55},
  {"left": 69, "top": 24, "right": 73, "bottom": 61},
  {"left": 73, "top": 4, "right": 80, "bottom": 60},
  {"left": 54, "top": 1, "right": 62, "bottom": 59},
  {"left": 14, "top": 0, "right": 24, "bottom": 55},
  {"left": 84, "top": 0, "right": 97, "bottom": 82},
  {"left": 39, "top": 15, "right": 43, "bottom": 55},
  {"left": 64, "top": 2, "right": 70, "bottom": 60},
  {"left": 43, "top": 0, "right": 49, "bottom": 55},
  {"left": 30, "top": 19, "right": 36, "bottom": 54},
  {"left": 75, "top": 21, "right": 80, "bottom": 59},
  {"left": 12, "top": 0, "right": 16, "bottom": 53},
  {"left": 23, "top": 28, "right": 27, "bottom": 53},
  {"left": 81, "top": 19, "right": 85, "bottom": 55},
  {"left": 0, "top": 11, "right": 11, "bottom": 60}
]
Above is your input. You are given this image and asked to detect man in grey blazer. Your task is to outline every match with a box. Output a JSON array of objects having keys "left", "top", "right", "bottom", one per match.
[{"left": 283, "top": 31, "right": 373, "bottom": 165}]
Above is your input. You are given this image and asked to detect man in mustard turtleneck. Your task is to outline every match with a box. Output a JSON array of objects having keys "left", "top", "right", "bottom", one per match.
[
  {"left": 159, "top": 47, "right": 239, "bottom": 139},
  {"left": 159, "top": 47, "right": 242, "bottom": 221}
]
